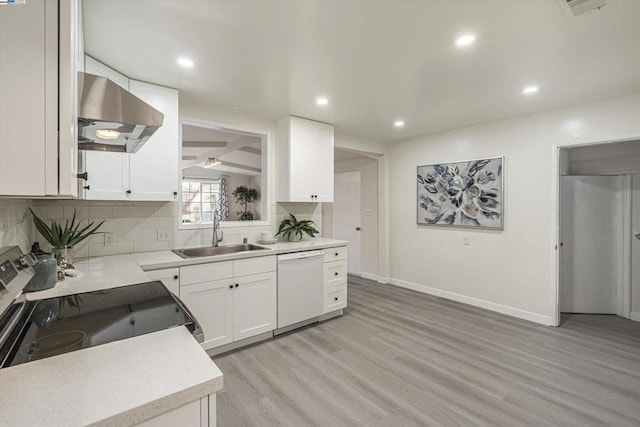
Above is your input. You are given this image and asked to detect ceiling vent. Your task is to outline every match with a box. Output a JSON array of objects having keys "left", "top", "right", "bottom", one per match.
[{"left": 565, "top": 0, "right": 606, "bottom": 16}]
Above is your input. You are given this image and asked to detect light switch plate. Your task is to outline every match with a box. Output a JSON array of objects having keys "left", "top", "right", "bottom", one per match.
[
  {"left": 104, "top": 234, "right": 114, "bottom": 247},
  {"left": 464, "top": 236, "right": 470, "bottom": 245}
]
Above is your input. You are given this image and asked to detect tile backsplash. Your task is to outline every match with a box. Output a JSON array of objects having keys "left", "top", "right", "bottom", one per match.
[
  {"left": 0, "top": 199, "right": 32, "bottom": 253},
  {"left": 26, "top": 199, "right": 323, "bottom": 259}
]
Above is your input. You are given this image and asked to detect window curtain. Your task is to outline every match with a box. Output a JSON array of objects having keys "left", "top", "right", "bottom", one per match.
[{"left": 217, "top": 177, "right": 229, "bottom": 221}]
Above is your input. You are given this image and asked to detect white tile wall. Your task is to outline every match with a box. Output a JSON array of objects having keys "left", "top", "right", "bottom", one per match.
[
  {"left": 29, "top": 199, "right": 323, "bottom": 258},
  {"left": 0, "top": 199, "right": 32, "bottom": 253}
]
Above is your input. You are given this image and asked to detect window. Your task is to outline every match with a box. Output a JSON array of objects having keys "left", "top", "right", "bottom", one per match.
[{"left": 181, "top": 180, "right": 221, "bottom": 224}]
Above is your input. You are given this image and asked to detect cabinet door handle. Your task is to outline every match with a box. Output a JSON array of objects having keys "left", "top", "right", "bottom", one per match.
[
  {"left": 334, "top": 272, "right": 338, "bottom": 276},
  {"left": 83, "top": 185, "right": 90, "bottom": 190},
  {"left": 229, "top": 285, "right": 234, "bottom": 289},
  {"left": 334, "top": 252, "right": 339, "bottom": 256},
  {"left": 173, "top": 275, "right": 178, "bottom": 280},
  {"left": 334, "top": 297, "right": 338, "bottom": 301},
  {"left": 126, "top": 190, "right": 132, "bottom": 194},
  {"left": 77, "top": 172, "right": 88, "bottom": 180},
  {"left": 173, "top": 191, "right": 178, "bottom": 196},
  {"left": 235, "top": 283, "right": 239, "bottom": 288}
]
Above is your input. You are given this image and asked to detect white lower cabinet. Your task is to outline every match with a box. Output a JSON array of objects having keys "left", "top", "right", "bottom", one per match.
[
  {"left": 136, "top": 394, "right": 216, "bottom": 427},
  {"left": 181, "top": 278, "right": 234, "bottom": 349},
  {"left": 145, "top": 268, "right": 179, "bottom": 295},
  {"left": 323, "top": 246, "right": 348, "bottom": 313},
  {"left": 180, "top": 256, "right": 276, "bottom": 350},
  {"left": 233, "top": 272, "right": 277, "bottom": 341}
]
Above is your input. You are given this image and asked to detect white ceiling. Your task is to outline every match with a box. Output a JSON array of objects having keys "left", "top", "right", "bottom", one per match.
[
  {"left": 181, "top": 124, "right": 262, "bottom": 176},
  {"left": 83, "top": 0, "right": 640, "bottom": 143}
]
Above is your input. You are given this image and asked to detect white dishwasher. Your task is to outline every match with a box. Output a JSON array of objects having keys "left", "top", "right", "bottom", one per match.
[{"left": 276, "top": 250, "right": 324, "bottom": 332}]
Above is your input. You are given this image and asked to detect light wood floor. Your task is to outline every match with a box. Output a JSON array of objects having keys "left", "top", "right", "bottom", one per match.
[{"left": 214, "top": 275, "right": 640, "bottom": 426}]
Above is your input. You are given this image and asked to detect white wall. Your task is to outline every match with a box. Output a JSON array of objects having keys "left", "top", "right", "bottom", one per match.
[
  {"left": 387, "top": 93, "right": 640, "bottom": 325},
  {"left": 0, "top": 199, "right": 32, "bottom": 253}
]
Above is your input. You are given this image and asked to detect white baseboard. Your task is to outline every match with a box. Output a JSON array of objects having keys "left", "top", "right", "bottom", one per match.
[
  {"left": 631, "top": 312, "right": 640, "bottom": 322},
  {"left": 388, "top": 277, "right": 554, "bottom": 326},
  {"left": 360, "top": 272, "right": 378, "bottom": 282},
  {"left": 350, "top": 272, "right": 391, "bottom": 285}
]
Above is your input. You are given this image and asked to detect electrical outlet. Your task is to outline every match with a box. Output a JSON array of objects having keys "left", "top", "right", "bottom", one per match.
[
  {"left": 463, "top": 236, "right": 470, "bottom": 246},
  {"left": 104, "top": 234, "right": 114, "bottom": 247},
  {"left": 157, "top": 229, "right": 171, "bottom": 242}
]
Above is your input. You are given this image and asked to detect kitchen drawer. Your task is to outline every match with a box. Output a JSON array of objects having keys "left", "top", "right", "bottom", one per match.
[
  {"left": 234, "top": 255, "right": 276, "bottom": 277},
  {"left": 180, "top": 261, "right": 233, "bottom": 286},
  {"left": 324, "top": 246, "right": 347, "bottom": 263},
  {"left": 324, "top": 261, "right": 347, "bottom": 287},
  {"left": 325, "top": 288, "right": 347, "bottom": 312},
  {"left": 145, "top": 268, "right": 179, "bottom": 295}
]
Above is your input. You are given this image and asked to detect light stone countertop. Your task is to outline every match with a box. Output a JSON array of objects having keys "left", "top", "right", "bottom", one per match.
[
  {"left": 26, "top": 254, "right": 151, "bottom": 300},
  {"left": 132, "top": 237, "right": 349, "bottom": 271},
  {"left": 0, "top": 327, "right": 223, "bottom": 427}
]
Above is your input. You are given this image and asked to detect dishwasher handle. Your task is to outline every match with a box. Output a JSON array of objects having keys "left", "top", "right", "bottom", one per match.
[{"left": 277, "top": 250, "right": 324, "bottom": 261}]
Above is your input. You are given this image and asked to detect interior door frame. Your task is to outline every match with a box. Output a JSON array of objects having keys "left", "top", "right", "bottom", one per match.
[{"left": 553, "top": 132, "right": 640, "bottom": 326}]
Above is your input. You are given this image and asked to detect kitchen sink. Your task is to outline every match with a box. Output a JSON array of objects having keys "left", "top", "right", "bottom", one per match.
[{"left": 172, "top": 244, "right": 270, "bottom": 259}]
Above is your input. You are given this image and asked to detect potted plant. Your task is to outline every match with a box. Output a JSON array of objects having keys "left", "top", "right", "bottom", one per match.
[
  {"left": 232, "top": 185, "right": 259, "bottom": 221},
  {"left": 29, "top": 208, "right": 105, "bottom": 267},
  {"left": 275, "top": 213, "right": 319, "bottom": 241}
]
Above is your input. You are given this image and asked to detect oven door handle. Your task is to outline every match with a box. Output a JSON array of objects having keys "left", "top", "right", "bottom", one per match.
[{"left": 0, "top": 302, "right": 28, "bottom": 351}]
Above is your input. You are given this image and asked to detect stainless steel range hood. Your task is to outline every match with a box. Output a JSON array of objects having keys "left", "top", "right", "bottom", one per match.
[{"left": 77, "top": 72, "right": 164, "bottom": 153}]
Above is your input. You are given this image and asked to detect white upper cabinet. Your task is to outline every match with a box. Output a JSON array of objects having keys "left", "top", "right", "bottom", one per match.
[
  {"left": 84, "top": 55, "right": 128, "bottom": 89},
  {"left": 80, "top": 57, "right": 179, "bottom": 201},
  {"left": 128, "top": 80, "right": 179, "bottom": 201},
  {"left": 0, "top": 0, "right": 80, "bottom": 197},
  {"left": 276, "top": 116, "right": 334, "bottom": 202}
]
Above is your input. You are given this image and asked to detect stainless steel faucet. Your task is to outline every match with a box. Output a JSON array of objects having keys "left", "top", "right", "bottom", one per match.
[{"left": 212, "top": 209, "right": 223, "bottom": 247}]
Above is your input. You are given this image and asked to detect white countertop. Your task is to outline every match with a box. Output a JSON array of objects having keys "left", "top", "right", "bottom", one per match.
[
  {"left": 0, "top": 327, "right": 222, "bottom": 427},
  {"left": 133, "top": 237, "right": 349, "bottom": 271},
  {"left": 1, "top": 255, "right": 224, "bottom": 426},
  {"left": 26, "top": 254, "right": 151, "bottom": 300}
]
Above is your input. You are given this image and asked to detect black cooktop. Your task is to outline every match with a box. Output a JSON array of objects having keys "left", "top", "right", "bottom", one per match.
[{"left": 0, "top": 281, "right": 197, "bottom": 368}]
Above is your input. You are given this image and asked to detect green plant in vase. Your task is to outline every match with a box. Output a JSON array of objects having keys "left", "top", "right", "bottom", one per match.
[
  {"left": 29, "top": 208, "right": 105, "bottom": 268},
  {"left": 275, "top": 213, "right": 319, "bottom": 241}
]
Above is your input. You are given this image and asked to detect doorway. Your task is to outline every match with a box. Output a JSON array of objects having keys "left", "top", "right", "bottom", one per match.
[
  {"left": 334, "top": 171, "right": 362, "bottom": 275},
  {"left": 559, "top": 175, "right": 624, "bottom": 314},
  {"left": 557, "top": 139, "right": 640, "bottom": 325},
  {"left": 323, "top": 148, "right": 380, "bottom": 281}
]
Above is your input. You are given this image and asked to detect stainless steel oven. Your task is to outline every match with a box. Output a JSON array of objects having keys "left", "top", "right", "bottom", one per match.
[{"left": 0, "top": 246, "right": 203, "bottom": 368}]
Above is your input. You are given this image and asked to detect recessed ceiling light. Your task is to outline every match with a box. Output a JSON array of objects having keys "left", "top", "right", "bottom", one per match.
[
  {"left": 177, "top": 57, "right": 194, "bottom": 68},
  {"left": 316, "top": 97, "right": 329, "bottom": 106},
  {"left": 456, "top": 34, "right": 476, "bottom": 47},
  {"left": 522, "top": 85, "right": 539, "bottom": 95},
  {"left": 394, "top": 120, "right": 405, "bottom": 128}
]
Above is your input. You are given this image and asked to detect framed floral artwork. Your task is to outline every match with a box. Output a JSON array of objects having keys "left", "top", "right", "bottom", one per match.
[{"left": 417, "top": 157, "right": 504, "bottom": 229}]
